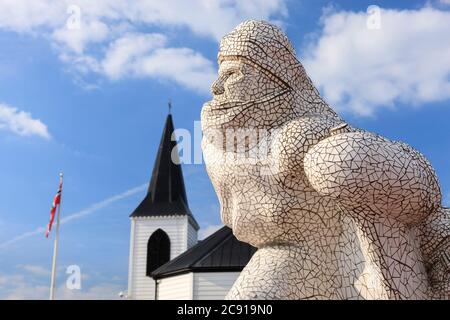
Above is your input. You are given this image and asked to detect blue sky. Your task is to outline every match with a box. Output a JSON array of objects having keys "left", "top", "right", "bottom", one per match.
[{"left": 0, "top": 0, "right": 449, "bottom": 299}]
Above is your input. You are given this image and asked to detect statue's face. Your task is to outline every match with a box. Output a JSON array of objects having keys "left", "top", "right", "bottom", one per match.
[
  {"left": 210, "top": 59, "right": 273, "bottom": 104},
  {"left": 201, "top": 57, "right": 289, "bottom": 131}
]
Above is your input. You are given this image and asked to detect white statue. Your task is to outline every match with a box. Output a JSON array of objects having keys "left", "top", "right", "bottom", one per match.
[{"left": 201, "top": 20, "right": 449, "bottom": 299}]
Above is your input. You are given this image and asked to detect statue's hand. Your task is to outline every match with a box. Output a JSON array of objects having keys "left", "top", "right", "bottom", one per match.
[
  {"left": 304, "top": 131, "right": 441, "bottom": 224},
  {"left": 427, "top": 241, "right": 450, "bottom": 295},
  {"left": 272, "top": 116, "right": 344, "bottom": 175},
  {"left": 418, "top": 207, "right": 450, "bottom": 297}
]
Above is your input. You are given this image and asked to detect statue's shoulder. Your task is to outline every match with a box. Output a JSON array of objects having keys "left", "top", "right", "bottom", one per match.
[{"left": 276, "top": 114, "right": 344, "bottom": 143}]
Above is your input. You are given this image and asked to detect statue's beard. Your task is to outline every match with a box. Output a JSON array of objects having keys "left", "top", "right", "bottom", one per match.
[
  {"left": 202, "top": 88, "right": 292, "bottom": 131},
  {"left": 201, "top": 89, "right": 296, "bottom": 154}
]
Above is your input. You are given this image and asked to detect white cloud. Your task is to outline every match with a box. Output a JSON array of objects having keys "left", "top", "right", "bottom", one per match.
[
  {"left": 52, "top": 19, "right": 110, "bottom": 55},
  {"left": 0, "top": 270, "right": 123, "bottom": 299},
  {"left": 18, "top": 265, "right": 51, "bottom": 277},
  {"left": 303, "top": 6, "right": 450, "bottom": 116},
  {"left": 0, "top": 0, "right": 287, "bottom": 93},
  {"left": 0, "top": 103, "right": 50, "bottom": 139},
  {"left": 56, "top": 282, "right": 123, "bottom": 300},
  {"left": 0, "top": 273, "right": 50, "bottom": 299},
  {"left": 118, "top": 0, "right": 288, "bottom": 41},
  {"left": 62, "top": 32, "right": 217, "bottom": 93},
  {"left": 129, "top": 45, "right": 216, "bottom": 93},
  {"left": 102, "top": 33, "right": 167, "bottom": 79},
  {"left": 199, "top": 224, "right": 224, "bottom": 239},
  {"left": 0, "top": 0, "right": 65, "bottom": 33},
  {"left": 0, "top": 1, "right": 287, "bottom": 40}
]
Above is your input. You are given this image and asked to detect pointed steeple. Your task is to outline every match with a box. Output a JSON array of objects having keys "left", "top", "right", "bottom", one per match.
[{"left": 130, "top": 113, "right": 197, "bottom": 227}]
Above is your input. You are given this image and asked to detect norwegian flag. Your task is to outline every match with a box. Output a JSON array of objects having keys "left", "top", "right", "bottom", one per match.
[{"left": 46, "top": 178, "right": 63, "bottom": 238}]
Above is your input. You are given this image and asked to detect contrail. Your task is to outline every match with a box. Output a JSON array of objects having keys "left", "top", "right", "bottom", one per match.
[{"left": 0, "top": 184, "right": 147, "bottom": 249}]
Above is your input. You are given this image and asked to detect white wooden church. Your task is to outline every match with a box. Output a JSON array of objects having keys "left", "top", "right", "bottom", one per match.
[{"left": 127, "top": 112, "right": 256, "bottom": 300}]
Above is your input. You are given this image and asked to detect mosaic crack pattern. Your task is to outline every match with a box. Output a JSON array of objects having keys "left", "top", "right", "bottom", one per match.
[{"left": 201, "top": 20, "right": 450, "bottom": 299}]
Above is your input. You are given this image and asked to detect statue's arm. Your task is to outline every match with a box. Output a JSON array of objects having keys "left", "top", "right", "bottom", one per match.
[
  {"left": 301, "top": 125, "right": 449, "bottom": 294},
  {"left": 302, "top": 128, "right": 441, "bottom": 224}
]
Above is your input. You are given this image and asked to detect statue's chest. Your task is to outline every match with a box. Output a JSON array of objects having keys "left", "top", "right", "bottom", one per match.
[{"left": 203, "top": 143, "right": 275, "bottom": 187}]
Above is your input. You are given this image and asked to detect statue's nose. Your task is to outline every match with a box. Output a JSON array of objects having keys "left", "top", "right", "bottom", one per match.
[{"left": 211, "top": 77, "right": 225, "bottom": 95}]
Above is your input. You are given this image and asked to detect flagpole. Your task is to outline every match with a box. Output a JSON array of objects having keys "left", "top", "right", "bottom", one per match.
[{"left": 49, "top": 172, "right": 63, "bottom": 300}]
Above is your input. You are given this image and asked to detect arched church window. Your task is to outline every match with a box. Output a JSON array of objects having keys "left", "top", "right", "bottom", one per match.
[{"left": 146, "top": 229, "right": 170, "bottom": 276}]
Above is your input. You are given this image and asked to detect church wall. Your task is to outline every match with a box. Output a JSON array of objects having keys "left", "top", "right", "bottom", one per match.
[
  {"left": 128, "top": 215, "right": 190, "bottom": 300},
  {"left": 157, "top": 273, "right": 193, "bottom": 300},
  {"left": 193, "top": 272, "right": 241, "bottom": 300},
  {"left": 187, "top": 219, "right": 198, "bottom": 249},
  {"left": 127, "top": 219, "right": 136, "bottom": 299}
]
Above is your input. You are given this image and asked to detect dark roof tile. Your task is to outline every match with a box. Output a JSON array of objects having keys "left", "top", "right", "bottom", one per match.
[{"left": 151, "top": 226, "right": 257, "bottom": 279}]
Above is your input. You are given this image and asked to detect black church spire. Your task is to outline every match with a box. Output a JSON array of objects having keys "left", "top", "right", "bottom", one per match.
[{"left": 130, "top": 113, "right": 196, "bottom": 225}]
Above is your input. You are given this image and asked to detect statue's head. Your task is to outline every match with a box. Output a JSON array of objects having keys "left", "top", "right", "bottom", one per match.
[
  {"left": 218, "top": 20, "right": 301, "bottom": 92},
  {"left": 202, "top": 20, "right": 335, "bottom": 133}
]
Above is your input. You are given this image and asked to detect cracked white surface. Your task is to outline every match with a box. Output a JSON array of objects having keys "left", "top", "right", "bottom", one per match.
[{"left": 201, "top": 20, "right": 450, "bottom": 299}]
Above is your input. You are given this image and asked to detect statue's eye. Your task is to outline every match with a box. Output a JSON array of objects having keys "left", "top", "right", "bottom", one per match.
[
  {"left": 225, "top": 70, "right": 242, "bottom": 83},
  {"left": 225, "top": 70, "right": 236, "bottom": 77}
]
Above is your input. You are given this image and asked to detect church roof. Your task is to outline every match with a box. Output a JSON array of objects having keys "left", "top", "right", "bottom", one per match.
[
  {"left": 130, "top": 113, "right": 198, "bottom": 229},
  {"left": 151, "top": 226, "right": 257, "bottom": 279}
]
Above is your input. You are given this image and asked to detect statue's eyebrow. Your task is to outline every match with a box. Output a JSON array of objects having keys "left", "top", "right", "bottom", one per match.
[
  {"left": 218, "top": 63, "right": 241, "bottom": 79},
  {"left": 218, "top": 56, "right": 290, "bottom": 90}
]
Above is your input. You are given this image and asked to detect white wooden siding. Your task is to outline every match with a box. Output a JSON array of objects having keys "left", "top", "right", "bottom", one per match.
[
  {"left": 128, "top": 216, "right": 190, "bottom": 300},
  {"left": 157, "top": 273, "right": 193, "bottom": 300},
  {"left": 193, "top": 272, "right": 240, "bottom": 300},
  {"left": 127, "top": 219, "right": 136, "bottom": 298},
  {"left": 187, "top": 220, "right": 198, "bottom": 249}
]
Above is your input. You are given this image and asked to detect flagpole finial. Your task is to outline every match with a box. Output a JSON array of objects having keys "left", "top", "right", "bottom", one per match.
[{"left": 59, "top": 172, "right": 63, "bottom": 177}]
